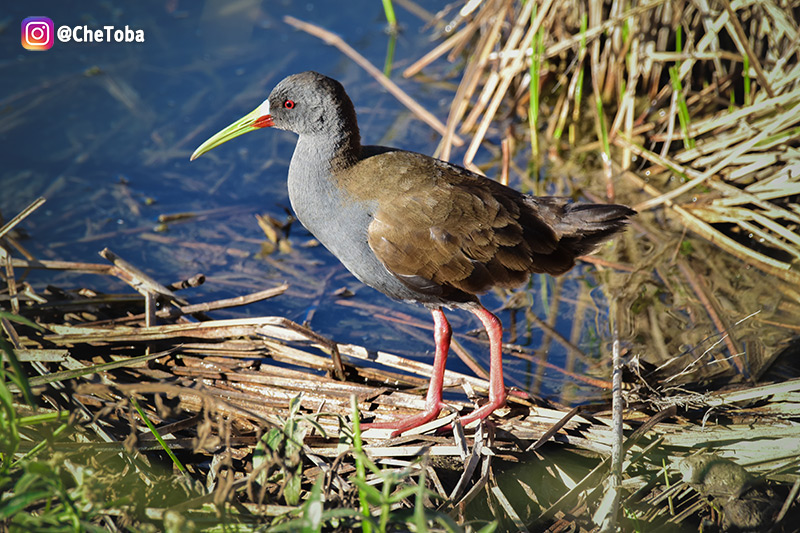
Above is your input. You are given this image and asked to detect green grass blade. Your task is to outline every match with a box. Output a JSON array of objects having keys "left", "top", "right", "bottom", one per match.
[
  {"left": 413, "top": 460, "right": 429, "bottom": 532},
  {"left": 10, "top": 422, "right": 68, "bottom": 467},
  {"left": 383, "top": 33, "right": 396, "bottom": 77},
  {"left": 668, "top": 65, "right": 695, "bottom": 149},
  {"left": 528, "top": 2, "right": 542, "bottom": 184},
  {"left": 130, "top": 396, "right": 186, "bottom": 474},
  {"left": 743, "top": 54, "right": 751, "bottom": 106},
  {"left": 0, "top": 334, "right": 34, "bottom": 407},
  {"left": 350, "top": 395, "right": 372, "bottom": 533},
  {"left": 381, "top": 0, "right": 397, "bottom": 30}
]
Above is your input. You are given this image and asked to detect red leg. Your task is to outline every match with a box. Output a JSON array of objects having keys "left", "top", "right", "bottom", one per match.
[
  {"left": 362, "top": 308, "right": 451, "bottom": 436},
  {"left": 456, "top": 306, "right": 506, "bottom": 427}
]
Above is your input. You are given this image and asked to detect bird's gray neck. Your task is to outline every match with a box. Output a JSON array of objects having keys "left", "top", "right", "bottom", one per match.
[
  {"left": 291, "top": 130, "right": 360, "bottom": 177},
  {"left": 287, "top": 132, "right": 367, "bottom": 232}
]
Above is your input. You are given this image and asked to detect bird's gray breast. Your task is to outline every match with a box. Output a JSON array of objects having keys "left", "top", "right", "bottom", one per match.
[{"left": 286, "top": 142, "right": 425, "bottom": 302}]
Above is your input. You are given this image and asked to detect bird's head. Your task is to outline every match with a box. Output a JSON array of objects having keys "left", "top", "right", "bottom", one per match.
[{"left": 190, "top": 71, "right": 359, "bottom": 161}]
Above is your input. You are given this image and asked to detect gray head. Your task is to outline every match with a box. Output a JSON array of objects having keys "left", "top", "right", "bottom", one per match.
[
  {"left": 266, "top": 72, "right": 360, "bottom": 139},
  {"left": 190, "top": 71, "right": 361, "bottom": 161}
]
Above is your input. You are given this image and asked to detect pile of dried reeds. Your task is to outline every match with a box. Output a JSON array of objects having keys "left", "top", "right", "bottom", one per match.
[{"left": 2, "top": 193, "right": 799, "bottom": 530}]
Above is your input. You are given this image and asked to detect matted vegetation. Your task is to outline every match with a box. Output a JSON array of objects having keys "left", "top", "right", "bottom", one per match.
[{"left": 2, "top": 0, "right": 800, "bottom": 531}]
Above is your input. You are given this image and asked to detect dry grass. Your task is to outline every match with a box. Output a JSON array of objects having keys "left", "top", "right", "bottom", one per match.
[{"left": 2, "top": 198, "right": 799, "bottom": 530}]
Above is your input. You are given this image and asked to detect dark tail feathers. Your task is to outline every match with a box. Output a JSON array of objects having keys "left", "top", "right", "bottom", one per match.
[
  {"left": 527, "top": 197, "right": 635, "bottom": 272},
  {"left": 553, "top": 202, "right": 635, "bottom": 257}
]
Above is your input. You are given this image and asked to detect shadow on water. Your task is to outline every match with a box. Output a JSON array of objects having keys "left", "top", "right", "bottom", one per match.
[{"left": 4, "top": 0, "right": 644, "bottom": 406}]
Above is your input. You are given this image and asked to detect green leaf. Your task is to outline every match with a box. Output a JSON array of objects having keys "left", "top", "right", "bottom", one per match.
[
  {"left": 389, "top": 485, "right": 441, "bottom": 504},
  {"left": 287, "top": 394, "right": 303, "bottom": 418},
  {"left": 0, "top": 335, "right": 34, "bottom": 407},
  {"left": 0, "top": 489, "right": 54, "bottom": 519},
  {"left": 303, "top": 474, "right": 325, "bottom": 533},
  {"left": 263, "top": 427, "right": 283, "bottom": 452},
  {"left": 284, "top": 467, "right": 302, "bottom": 506},
  {"left": 297, "top": 415, "right": 328, "bottom": 438},
  {"left": 476, "top": 521, "right": 499, "bottom": 533},
  {"left": 130, "top": 396, "right": 185, "bottom": 473},
  {"left": 284, "top": 423, "right": 308, "bottom": 461},
  {"left": 388, "top": 485, "right": 420, "bottom": 504},
  {"left": 0, "top": 311, "right": 43, "bottom": 331},
  {"left": 22, "top": 461, "right": 54, "bottom": 478},
  {"left": 350, "top": 477, "right": 384, "bottom": 507},
  {"left": 352, "top": 450, "right": 382, "bottom": 477},
  {"left": 268, "top": 509, "right": 365, "bottom": 533},
  {"left": 0, "top": 385, "right": 20, "bottom": 456},
  {"left": 432, "top": 512, "right": 466, "bottom": 533}
]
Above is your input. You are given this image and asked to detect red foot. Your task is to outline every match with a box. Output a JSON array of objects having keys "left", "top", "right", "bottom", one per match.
[
  {"left": 438, "top": 385, "right": 507, "bottom": 433},
  {"left": 360, "top": 305, "right": 509, "bottom": 437},
  {"left": 361, "top": 403, "right": 446, "bottom": 437}
]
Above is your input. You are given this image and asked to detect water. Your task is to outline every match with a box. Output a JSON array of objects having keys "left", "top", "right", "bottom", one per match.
[{"left": 2, "top": 0, "right": 617, "bottom": 404}]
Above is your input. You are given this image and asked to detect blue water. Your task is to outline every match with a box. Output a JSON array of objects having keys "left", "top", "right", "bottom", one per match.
[{"left": 2, "top": 1, "right": 615, "bottom": 403}]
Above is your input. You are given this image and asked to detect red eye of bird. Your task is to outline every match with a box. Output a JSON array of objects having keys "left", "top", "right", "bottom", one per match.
[{"left": 284, "top": 99, "right": 295, "bottom": 109}]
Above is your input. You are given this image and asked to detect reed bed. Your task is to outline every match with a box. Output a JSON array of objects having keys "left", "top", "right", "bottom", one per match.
[{"left": 2, "top": 195, "right": 798, "bottom": 531}]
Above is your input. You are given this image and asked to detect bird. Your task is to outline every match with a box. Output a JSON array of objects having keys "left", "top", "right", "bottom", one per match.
[{"left": 191, "top": 71, "right": 635, "bottom": 436}]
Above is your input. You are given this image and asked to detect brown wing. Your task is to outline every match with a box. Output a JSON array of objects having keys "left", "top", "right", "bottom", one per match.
[{"left": 359, "top": 151, "right": 562, "bottom": 299}]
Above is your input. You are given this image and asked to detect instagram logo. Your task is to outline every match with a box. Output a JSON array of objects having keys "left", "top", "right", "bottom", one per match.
[{"left": 21, "top": 17, "right": 54, "bottom": 50}]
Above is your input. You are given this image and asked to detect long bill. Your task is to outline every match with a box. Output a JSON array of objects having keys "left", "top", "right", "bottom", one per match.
[{"left": 189, "top": 99, "right": 273, "bottom": 161}]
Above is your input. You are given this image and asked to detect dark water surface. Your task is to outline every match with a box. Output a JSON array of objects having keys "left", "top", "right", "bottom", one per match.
[{"left": 2, "top": 0, "right": 616, "bottom": 403}]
